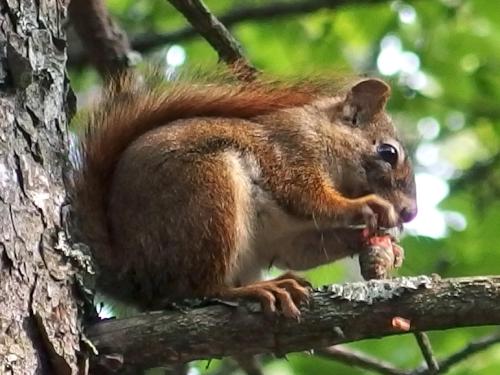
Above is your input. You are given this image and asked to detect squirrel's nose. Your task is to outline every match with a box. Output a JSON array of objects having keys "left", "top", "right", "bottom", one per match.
[{"left": 400, "top": 204, "right": 417, "bottom": 223}]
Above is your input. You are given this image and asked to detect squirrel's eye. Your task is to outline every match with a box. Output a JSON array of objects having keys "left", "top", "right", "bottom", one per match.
[{"left": 377, "top": 143, "right": 398, "bottom": 167}]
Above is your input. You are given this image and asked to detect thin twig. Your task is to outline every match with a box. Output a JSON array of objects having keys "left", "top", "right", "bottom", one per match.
[
  {"left": 68, "top": 0, "right": 391, "bottom": 68},
  {"left": 317, "top": 345, "right": 409, "bottom": 375},
  {"left": 413, "top": 332, "right": 439, "bottom": 373},
  {"left": 412, "top": 331, "right": 500, "bottom": 375},
  {"left": 167, "top": 0, "right": 258, "bottom": 80}
]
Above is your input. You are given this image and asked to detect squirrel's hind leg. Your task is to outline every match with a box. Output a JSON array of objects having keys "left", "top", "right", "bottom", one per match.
[{"left": 109, "top": 149, "right": 251, "bottom": 306}]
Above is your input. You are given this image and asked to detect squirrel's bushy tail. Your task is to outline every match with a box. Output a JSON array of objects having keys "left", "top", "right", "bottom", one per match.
[{"left": 70, "top": 70, "right": 333, "bottom": 269}]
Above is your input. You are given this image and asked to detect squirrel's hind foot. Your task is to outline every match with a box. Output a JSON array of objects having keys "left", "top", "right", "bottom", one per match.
[{"left": 216, "top": 272, "right": 310, "bottom": 320}]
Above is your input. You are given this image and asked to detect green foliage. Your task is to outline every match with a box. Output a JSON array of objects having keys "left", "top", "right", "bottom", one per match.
[{"left": 70, "top": 0, "right": 500, "bottom": 373}]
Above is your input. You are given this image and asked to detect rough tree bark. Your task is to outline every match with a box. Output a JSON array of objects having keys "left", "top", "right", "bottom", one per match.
[
  {"left": 87, "top": 276, "right": 500, "bottom": 370},
  {"left": 0, "top": 1, "right": 82, "bottom": 374}
]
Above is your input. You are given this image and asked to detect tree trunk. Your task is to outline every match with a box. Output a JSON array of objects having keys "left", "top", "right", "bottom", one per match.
[{"left": 0, "top": 1, "right": 81, "bottom": 373}]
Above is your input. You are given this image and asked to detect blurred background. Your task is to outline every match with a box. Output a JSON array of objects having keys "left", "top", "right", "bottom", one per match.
[{"left": 68, "top": 1, "right": 500, "bottom": 373}]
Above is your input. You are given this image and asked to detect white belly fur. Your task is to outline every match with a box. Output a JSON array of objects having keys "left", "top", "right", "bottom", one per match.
[{"left": 223, "top": 151, "right": 323, "bottom": 286}]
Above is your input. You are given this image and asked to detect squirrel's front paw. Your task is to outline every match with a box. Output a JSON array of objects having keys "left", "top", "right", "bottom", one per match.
[{"left": 351, "top": 194, "right": 397, "bottom": 231}]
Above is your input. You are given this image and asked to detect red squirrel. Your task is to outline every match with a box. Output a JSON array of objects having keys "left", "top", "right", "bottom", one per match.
[{"left": 72, "top": 72, "right": 417, "bottom": 319}]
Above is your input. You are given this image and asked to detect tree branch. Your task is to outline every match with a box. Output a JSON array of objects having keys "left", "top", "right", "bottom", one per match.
[
  {"left": 317, "top": 345, "right": 408, "bottom": 375},
  {"left": 166, "top": 0, "right": 257, "bottom": 80},
  {"left": 136, "top": 0, "right": 390, "bottom": 52},
  {"left": 412, "top": 331, "right": 500, "bottom": 375},
  {"left": 68, "top": 0, "right": 391, "bottom": 69},
  {"left": 68, "top": 0, "right": 134, "bottom": 77},
  {"left": 413, "top": 332, "right": 439, "bottom": 373},
  {"left": 85, "top": 276, "right": 500, "bottom": 371}
]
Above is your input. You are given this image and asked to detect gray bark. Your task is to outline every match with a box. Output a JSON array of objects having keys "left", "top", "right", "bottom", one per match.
[
  {"left": 0, "top": 1, "right": 81, "bottom": 373},
  {"left": 87, "top": 276, "right": 500, "bottom": 371}
]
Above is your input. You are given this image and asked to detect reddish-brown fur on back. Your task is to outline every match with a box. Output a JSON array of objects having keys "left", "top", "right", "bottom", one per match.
[{"left": 72, "top": 72, "right": 334, "bottom": 269}]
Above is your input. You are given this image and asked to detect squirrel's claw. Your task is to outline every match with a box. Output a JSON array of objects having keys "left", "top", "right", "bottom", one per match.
[{"left": 215, "top": 273, "right": 310, "bottom": 320}]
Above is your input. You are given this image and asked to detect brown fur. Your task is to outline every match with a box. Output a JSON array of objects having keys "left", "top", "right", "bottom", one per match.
[{"left": 72, "top": 71, "right": 416, "bottom": 317}]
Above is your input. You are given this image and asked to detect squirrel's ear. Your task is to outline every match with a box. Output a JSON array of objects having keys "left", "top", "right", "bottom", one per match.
[{"left": 343, "top": 78, "right": 391, "bottom": 125}]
